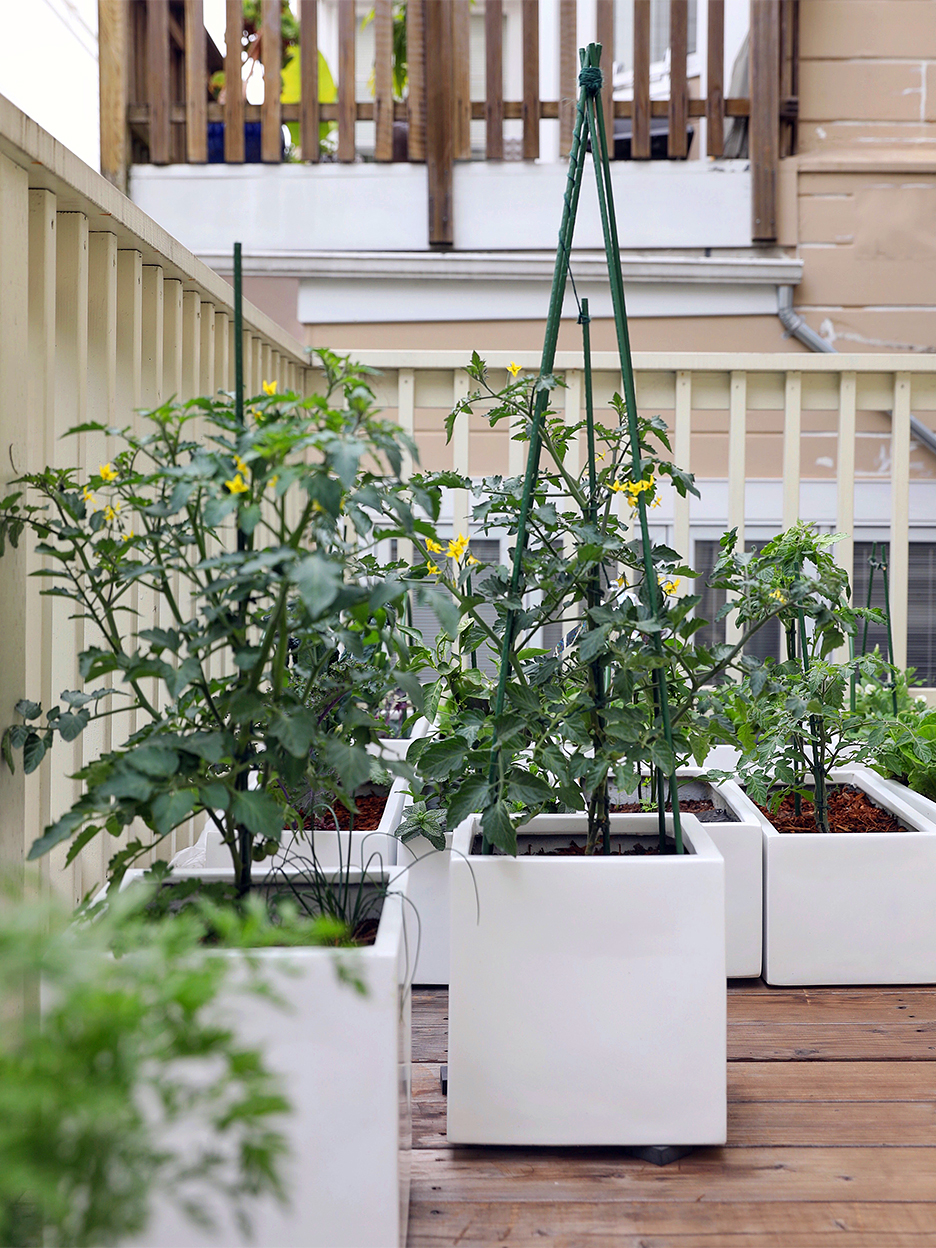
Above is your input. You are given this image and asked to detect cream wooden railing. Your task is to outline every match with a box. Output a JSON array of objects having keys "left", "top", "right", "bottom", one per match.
[
  {"left": 335, "top": 349, "right": 936, "bottom": 693},
  {"left": 0, "top": 94, "right": 315, "bottom": 902}
]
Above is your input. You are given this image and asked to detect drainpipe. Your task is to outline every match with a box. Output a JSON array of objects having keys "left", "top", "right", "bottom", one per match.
[{"left": 777, "top": 286, "right": 936, "bottom": 458}]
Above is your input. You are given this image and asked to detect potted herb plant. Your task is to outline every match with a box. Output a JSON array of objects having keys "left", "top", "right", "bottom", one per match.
[
  {"left": 708, "top": 527, "right": 936, "bottom": 986},
  {"left": 0, "top": 351, "right": 427, "bottom": 1245}
]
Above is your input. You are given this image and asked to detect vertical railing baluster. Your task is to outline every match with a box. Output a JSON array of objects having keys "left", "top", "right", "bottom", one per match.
[
  {"left": 485, "top": 0, "right": 504, "bottom": 159},
  {"left": 521, "top": 0, "right": 540, "bottom": 160},
  {"left": 299, "top": 0, "right": 320, "bottom": 162},
  {"left": 751, "top": 0, "right": 780, "bottom": 240},
  {"left": 558, "top": 0, "right": 577, "bottom": 156},
  {"left": 633, "top": 0, "right": 651, "bottom": 159},
  {"left": 836, "top": 371, "right": 856, "bottom": 663},
  {"left": 453, "top": 1, "right": 472, "bottom": 160},
  {"left": 426, "top": 0, "right": 454, "bottom": 245},
  {"left": 261, "top": 0, "right": 282, "bottom": 161},
  {"left": 596, "top": 0, "right": 614, "bottom": 151},
  {"left": 706, "top": 0, "right": 725, "bottom": 157},
  {"left": 184, "top": 0, "right": 207, "bottom": 162},
  {"left": 673, "top": 369, "right": 691, "bottom": 566},
  {"left": 146, "top": 0, "right": 170, "bottom": 163},
  {"left": 407, "top": 0, "right": 427, "bottom": 161},
  {"left": 224, "top": 0, "right": 245, "bottom": 161},
  {"left": 374, "top": 0, "right": 394, "bottom": 161},
  {"left": 669, "top": 0, "right": 688, "bottom": 158},
  {"left": 338, "top": 0, "right": 357, "bottom": 162},
  {"left": 782, "top": 370, "right": 801, "bottom": 529}
]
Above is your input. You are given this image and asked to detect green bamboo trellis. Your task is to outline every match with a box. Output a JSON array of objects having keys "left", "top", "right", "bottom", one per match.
[{"left": 484, "top": 44, "right": 685, "bottom": 855}]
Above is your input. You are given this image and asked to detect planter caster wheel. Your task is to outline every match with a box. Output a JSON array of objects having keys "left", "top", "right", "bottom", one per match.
[
  {"left": 440, "top": 1064, "right": 447, "bottom": 1095},
  {"left": 623, "top": 1144, "right": 695, "bottom": 1166}
]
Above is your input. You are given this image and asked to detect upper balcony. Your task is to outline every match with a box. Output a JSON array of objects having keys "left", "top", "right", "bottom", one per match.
[{"left": 101, "top": 1, "right": 799, "bottom": 255}]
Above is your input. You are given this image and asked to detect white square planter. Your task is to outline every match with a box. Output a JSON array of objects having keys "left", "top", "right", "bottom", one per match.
[
  {"left": 617, "top": 773, "right": 763, "bottom": 979},
  {"left": 447, "top": 813, "right": 727, "bottom": 1147},
  {"left": 124, "top": 868, "right": 413, "bottom": 1248},
  {"left": 717, "top": 769, "right": 936, "bottom": 986}
]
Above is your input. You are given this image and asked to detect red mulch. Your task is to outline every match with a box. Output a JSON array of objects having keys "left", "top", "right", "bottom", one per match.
[
  {"left": 610, "top": 798, "right": 733, "bottom": 823},
  {"left": 309, "top": 791, "right": 389, "bottom": 832},
  {"left": 756, "top": 785, "right": 904, "bottom": 834}
]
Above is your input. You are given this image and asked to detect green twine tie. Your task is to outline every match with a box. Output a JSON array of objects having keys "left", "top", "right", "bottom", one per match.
[{"left": 578, "top": 66, "right": 603, "bottom": 94}]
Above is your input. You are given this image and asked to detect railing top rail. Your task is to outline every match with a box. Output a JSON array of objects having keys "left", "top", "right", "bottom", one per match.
[
  {"left": 0, "top": 92, "right": 308, "bottom": 366},
  {"left": 339, "top": 350, "right": 936, "bottom": 374}
]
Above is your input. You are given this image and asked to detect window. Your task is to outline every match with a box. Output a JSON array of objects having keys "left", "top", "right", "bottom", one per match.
[{"left": 853, "top": 542, "right": 936, "bottom": 685}]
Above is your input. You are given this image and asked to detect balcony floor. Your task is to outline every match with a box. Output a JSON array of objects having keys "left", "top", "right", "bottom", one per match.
[{"left": 409, "top": 982, "right": 936, "bottom": 1245}]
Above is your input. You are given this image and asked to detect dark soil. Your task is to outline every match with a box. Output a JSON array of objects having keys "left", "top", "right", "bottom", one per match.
[
  {"left": 308, "top": 790, "right": 389, "bottom": 832},
  {"left": 610, "top": 797, "right": 737, "bottom": 824},
  {"left": 756, "top": 785, "right": 905, "bottom": 835},
  {"left": 521, "top": 840, "right": 677, "bottom": 857}
]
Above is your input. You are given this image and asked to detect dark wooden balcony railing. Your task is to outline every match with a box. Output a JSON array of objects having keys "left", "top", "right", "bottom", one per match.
[{"left": 100, "top": 0, "right": 798, "bottom": 246}]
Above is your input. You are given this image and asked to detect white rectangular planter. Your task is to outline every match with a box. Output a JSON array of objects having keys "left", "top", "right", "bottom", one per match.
[
  {"left": 447, "top": 813, "right": 727, "bottom": 1147},
  {"left": 396, "top": 825, "right": 456, "bottom": 986},
  {"left": 718, "top": 769, "right": 936, "bottom": 986},
  {"left": 124, "top": 868, "right": 413, "bottom": 1248},
  {"left": 618, "top": 773, "right": 763, "bottom": 979}
]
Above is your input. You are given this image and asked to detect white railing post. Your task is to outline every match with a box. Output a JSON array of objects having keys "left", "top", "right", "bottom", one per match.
[
  {"left": 891, "top": 373, "right": 911, "bottom": 673},
  {"left": 673, "top": 369, "right": 692, "bottom": 570},
  {"left": 725, "top": 370, "right": 747, "bottom": 647},
  {"left": 782, "top": 370, "right": 801, "bottom": 530}
]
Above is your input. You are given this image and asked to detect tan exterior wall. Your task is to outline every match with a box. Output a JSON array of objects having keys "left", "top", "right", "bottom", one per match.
[
  {"left": 790, "top": 0, "right": 936, "bottom": 354},
  {"left": 308, "top": 315, "right": 810, "bottom": 354}
]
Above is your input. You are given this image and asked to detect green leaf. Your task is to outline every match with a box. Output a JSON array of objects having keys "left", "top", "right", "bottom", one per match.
[
  {"left": 151, "top": 789, "right": 197, "bottom": 837},
  {"left": 126, "top": 745, "right": 181, "bottom": 778},
  {"left": 14, "top": 699, "right": 41, "bottom": 720},
  {"left": 232, "top": 791, "right": 284, "bottom": 840},
  {"left": 481, "top": 800, "right": 517, "bottom": 855},
  {"left": 293, "top": 554, "right": 342, "bottom": 618},
  {"left": 64, "top": 823, "right": 101, "bottom": 866},
  {"left": 199, "top": 782, "right": 230, "bottom": 811},
  {"left": 98, "top": 768, "right": 153, "bottom": 801},
  {"left": 447, "top": 775, "right": 489, "bottom": 827},
  {"left": 22, "top": 733, "right": 46, "bottom": 774},
  {"left": 1, "top": 727, "right": 14, "bottom": 774},
  {"left": 57, "top": 710, "right": 89, "bottom": 742},
  {"left": 322, "top": 738, "right": 373, "bottom": 794},
  {"left": 28, "top": 809, "right": 86, "bottom": 859},
  {"left": 427, "top": 592, "right": 460, "bottom": 641},
  {"left": 507, "top": 770, "right": 553, "bottom": 807},
  {"left": 418, "top": 736, "right": 469, "bottom": 780},
  {"left": 578, "top": 625, "right": 612, "bottom": 663},
  {"left": 269, "top": 707, "right": 318, "bottom": 758}
]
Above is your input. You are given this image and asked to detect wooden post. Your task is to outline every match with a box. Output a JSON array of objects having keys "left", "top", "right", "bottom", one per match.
[
  {"left": 407, "top": 0, "right": 427, "bottom": 160},
  {"left": 224, "top": 0, "right": 245, "bottom": 162},
  {"left": 706, "top": 0, "right": 725, "bottom": 157},
  {"left": 425, "top": 0, "right": 454, "bottom": 246},
  {"left": 633, "top": 0, "right": 651, "bottom": 159},
  {"left": 521, "top": 0, "right": 539, "bottom": 161},
  {"left": 374, "top": 0, "right": 394, "bottom": 161},
  {"left": 146, "top": 0, "right": 171, "bottom": 164},
  {"left": 99, "top": 0, "right": 128, "bottom": 190},
  {"left": 452, "top": 1, "right": 471, "bottom": 161},
  {"left": 750, "top": 0, "right": 779, "bottom": 240},
  {"left": 596, "top": 0, "right": 614, "bottom": 151},
  {"left": 558, "top": 0, "right": 576, "bottom": 156},
  {"left": 299, "top": 0, "right": 320, "bottom": 162},
  {"left": 485, "top": 0, "right": 504, "bottom": 160},
  {"left": 261, "top": 0, "right": 282, "bottom": 161},
  {"left": 668, "top": 0, "right": 688, "bottom": 158},
  {"left": 337, "top": 0, "right": 356, "bottom": 162},
  {"left": 184, "top": 0, "right": 207, "bottom": 161}
]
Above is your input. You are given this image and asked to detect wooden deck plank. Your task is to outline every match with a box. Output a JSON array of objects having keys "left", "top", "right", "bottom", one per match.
[
  {"left": 408, "top": 1202, "right": 936, "bottom": 1244},
  {"left": 728, "top": 990, "right": 936, "bottom": 1024},
  {"left": 728, "top": 1024, "right": 936, "bottom": 1062},
  {"left": 411, "top": 1145, "right": 936, "bottom": 1201},
  {"left": 729, "top": 1061, "right": 936, "bottom": 1102}
]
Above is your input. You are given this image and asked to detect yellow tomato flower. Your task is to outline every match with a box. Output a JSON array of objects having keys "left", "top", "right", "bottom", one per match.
[
  {"left": 82, "top": 487, "right": 99, "bottom": 511},
  {"left": 123, "top": 529, "right": 134, "bottom": 542},
  {"left": 506, "top": 361, "right": 522, "bottom": 378},
  {"left": 770, "top": 588, "right": 787, "bottom": 604},
  {"left": 104, "top": 504, "right": 119, "bottom": 523},
  {"left": 447, "top": 533, "right": 469, "bottom": 561},
  {"left": 427, "top": 562, "right": 441, "bottom": 575},
  {"left": 611, "top": 480, "right": 626, "bottom": 493},
  {"left": 234, "top": 454, "right": 248, "bottom": 476},
  {"left": 225, "top": 474, "right": 249, "bottom": 495},
  {"left": 262, "top": 379, "right": 278, "bottom": 396},
  {"left": 660, "top": 578, "right": 681, "bottom": 595},
  {"left": 467, "top": 555, "right": 480, "bottom": 567},
  {"left": 425, "top": 538, "right": 444, "bottom": 554},
  {"left": 99, "top": 462, "right": 118, "bottom": 482},
  {"left": 269, "top": 474, "right": 279, "bottom": 489}
]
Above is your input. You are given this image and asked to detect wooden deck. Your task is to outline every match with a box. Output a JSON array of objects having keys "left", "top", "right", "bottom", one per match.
[{"left": 409, "top": 982, "right": 936, "bottom": 1246}]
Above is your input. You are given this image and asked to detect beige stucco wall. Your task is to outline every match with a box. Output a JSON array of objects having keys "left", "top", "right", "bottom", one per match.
[{"left": 789, "top": 0, "right": 936, "bottom": 354}]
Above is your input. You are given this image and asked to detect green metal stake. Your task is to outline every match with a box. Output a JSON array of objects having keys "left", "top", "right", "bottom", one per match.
[
  {"left": 582, "top": 44, "right": 684, "bottom": 853},
  {"left": 234, "top": 241, "right": 244, "bottom": 430},
  {"left": 880, "top": 550, "right": 899, "bottom": 716},
  {"left": 483, "top": 59, "right": 593, "bottom": 853}
]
